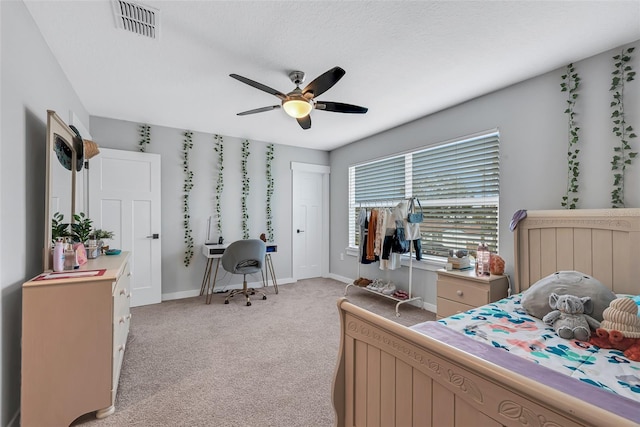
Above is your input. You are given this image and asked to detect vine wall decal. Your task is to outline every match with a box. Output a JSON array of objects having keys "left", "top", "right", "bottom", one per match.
[
  {"left": 182, "top": 131, "right": 194, "bottom": 266},
  {"left": 214, "top": 134, "right": 224, "bottom": 240},
  {"left": 138, "top": 124, "right": 151, "bottom": 152},
  {"left": 560, "top": 63, "right": 581, "bottom": 209},
  {"left": 241, "top": 140, "right": 250, "bottom": 240},
  {"left": 266, "top": 143, "right": 274, "bottom": 242},
  {"left": 610, "top": 47, "right": 637, "bottom": 208}
]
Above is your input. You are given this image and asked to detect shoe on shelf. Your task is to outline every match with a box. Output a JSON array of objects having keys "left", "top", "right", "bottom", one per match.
[
  {"left": 359, "top": 278, "right": 372, "bottom": 287},
  {"left": 381, "top": 282, "right": 396, "bottom": 295},
  {"left": 392, "top": 289, "right": 409, "bottom": 300},
  {"left": 367, "top": 279, "right": 384, "bottom": 291}
]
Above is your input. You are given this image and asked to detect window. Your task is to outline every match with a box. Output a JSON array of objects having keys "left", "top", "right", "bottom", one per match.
[{"left": 348, "top": 131, "right": 499, "bottom": 258}]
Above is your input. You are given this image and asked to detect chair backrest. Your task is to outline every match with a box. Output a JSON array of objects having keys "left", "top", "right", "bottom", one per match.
[{"left": 221, "top": 239, "right": 266, "bottom": 274}]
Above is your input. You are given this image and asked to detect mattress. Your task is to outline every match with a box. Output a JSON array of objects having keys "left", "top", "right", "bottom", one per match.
[{"left": 410, "top": 294, "right": 640, "bottom": 403}]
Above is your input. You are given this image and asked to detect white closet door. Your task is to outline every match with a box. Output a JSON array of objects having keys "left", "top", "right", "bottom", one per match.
[
  {"left": 292, "top": 163, "right": 329, "bottom": 280},
  {"left": 89, "top": 148, "right": 162, "bottom": 307}
]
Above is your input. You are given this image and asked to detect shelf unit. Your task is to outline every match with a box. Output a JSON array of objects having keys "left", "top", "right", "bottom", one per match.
[{"left": 345, "top": 239, "right": 422, "bottom": 317}]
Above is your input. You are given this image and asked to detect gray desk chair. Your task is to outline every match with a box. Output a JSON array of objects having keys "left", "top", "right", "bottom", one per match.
[{"left": 221, "top": 239, "right": 267, "bottom": 306}]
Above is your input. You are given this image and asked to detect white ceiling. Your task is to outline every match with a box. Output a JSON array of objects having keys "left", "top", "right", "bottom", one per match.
[{"left": 25, "top": 1, "right": 640, "bottom": 151}]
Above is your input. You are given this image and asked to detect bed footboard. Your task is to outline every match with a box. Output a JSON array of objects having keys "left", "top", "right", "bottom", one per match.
[{"left": 332, "top": 298, "right": 635, "bottom": 427}]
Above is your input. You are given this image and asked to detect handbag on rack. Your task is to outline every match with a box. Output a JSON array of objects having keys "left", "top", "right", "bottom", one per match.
[
  {"left": 407, "top": 198, "right": 424, "bottom": 223},
  {"left": 405, "top": 222, "right": 421, "bottom": 241},
  {"left": 391, "top": 220, "right": 410, "bottom": 254}
]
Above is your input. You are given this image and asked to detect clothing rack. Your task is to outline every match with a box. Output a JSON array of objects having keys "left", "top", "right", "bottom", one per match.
[{"left": 344, "top": 198, "right": 423, "bottom": 316}]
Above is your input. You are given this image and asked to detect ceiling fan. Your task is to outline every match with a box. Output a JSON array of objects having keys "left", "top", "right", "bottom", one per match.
[{"left": 229, "top": 66, "right": 368, "bottom": 130}]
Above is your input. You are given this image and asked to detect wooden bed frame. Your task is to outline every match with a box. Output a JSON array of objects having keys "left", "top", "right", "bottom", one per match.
[{"left": 332, "top": 208, "right": 640, "bottom": 427}]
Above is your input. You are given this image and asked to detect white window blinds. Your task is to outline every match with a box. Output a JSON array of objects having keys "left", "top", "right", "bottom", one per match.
[
  {"left": 348, "top": 131, "right": 500, "bottom": 258},
  {"left": 412, "top": 133, "right": 500, "bottom": 256},
  {"left": 354, "top": 155, "right": 406, "bottom": 203}
]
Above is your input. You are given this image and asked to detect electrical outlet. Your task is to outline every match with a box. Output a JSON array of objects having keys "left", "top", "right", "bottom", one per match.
[{"left": 340, "top": 253, "right": 344, "bottom": 261}]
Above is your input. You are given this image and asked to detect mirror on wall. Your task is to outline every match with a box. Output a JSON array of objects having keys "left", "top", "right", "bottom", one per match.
[{"left": 43, "top": 110, "right": 82, "bottom": 270}]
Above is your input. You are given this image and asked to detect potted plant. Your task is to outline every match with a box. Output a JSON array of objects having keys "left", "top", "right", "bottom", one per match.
[
  {"left": 92, "top": 229, "right": 114, "bottom": 241},
  {"left": 51, "top": 212, "right": 70, "bottom": 246},
  {"left": 70, "top": 212, "right": 93, "bottom": 244},
  {"left": 85, "top": 228, "right": 115, "bottom": 258}
]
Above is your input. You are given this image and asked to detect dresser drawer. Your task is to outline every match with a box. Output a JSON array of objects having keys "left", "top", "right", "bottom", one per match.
[
  {"left": 437, "top": 280, "right": 489, "bottom": 307},
  {"left": 437, "top": 297, "right": 476, "bottom": 318}
]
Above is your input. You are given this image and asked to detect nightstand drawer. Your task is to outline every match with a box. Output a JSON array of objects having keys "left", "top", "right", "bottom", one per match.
[
  {"left": 437, "top": 297, "right": 475, "bottom": 318},
  {"left": 437, "top": 280, "right": 489, "bottom": 307}
]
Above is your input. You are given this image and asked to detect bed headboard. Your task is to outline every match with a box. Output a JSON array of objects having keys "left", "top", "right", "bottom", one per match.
[{"left": 514, "top": 208, "right": 640, "bottom": 295}]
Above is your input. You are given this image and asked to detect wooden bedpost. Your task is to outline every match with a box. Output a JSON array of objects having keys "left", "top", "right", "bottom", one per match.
[{"left": 332, "top": 298, "right": 347, "bottom": 427}]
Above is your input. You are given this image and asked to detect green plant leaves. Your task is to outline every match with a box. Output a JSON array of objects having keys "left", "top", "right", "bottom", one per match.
[
  {"left": 183, "top": 131, "right": 194, "bottom": 266},
  {"left": 214, "top": 135, "right": 224, "bottom": 237},
  {"left": 561, "top": 63, "right": 580, "bottom": 209},
  {"left": 139, "top": 124, "right": 151, "bottom": 152},
  {"left": 610, "top": 47, "right": 636, "bottom": 208},
  {"left": 241, "top": 140, "right": 250, "bottom": 240},
  {"left": 266, "top": 143, "right": 275, "bottom": 242}
]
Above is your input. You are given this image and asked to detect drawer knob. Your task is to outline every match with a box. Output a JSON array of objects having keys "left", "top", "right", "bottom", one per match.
[
  {"left": 119, "top": 344, "right": 125, "bottom": 352},
  {"left": 120, "top": 289, "right": 126, "bottom": 295},
  {"left": 119, "top": 316, "right": 125, "bottom": 324},
  {"left": 456, "top": 290, "right": 463, "bottom": 297},
  {"left": 128, "top": 292, "right": 132, "bottom": 298},
  {"left": 126, "top": 314, "right": 132, "bottom": 321}
]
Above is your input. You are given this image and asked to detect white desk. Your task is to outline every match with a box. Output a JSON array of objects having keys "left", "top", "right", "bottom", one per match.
[{"left": 200, "top": 243, "right": 278, "bottom": 304}]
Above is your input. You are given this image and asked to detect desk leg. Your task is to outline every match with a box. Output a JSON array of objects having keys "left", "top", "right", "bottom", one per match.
[
  {"left": 205, "top": 259, "right": 221, "bottom": 305},
  {"left": 265, "top": 254, "right": 278, "bottom": 294},
  {"left": 200, "top": 258, "right": 213, "bottom": 296}
]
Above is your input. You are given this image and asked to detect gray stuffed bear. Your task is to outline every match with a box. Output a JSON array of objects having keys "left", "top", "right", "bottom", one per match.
[{"left": 542, "top": 293, "right": 601, "bottom": 341}]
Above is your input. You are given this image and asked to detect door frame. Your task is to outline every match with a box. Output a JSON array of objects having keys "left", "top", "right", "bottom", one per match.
[{"left": 291, "top": 162, "right": 330, "bottom": 280}]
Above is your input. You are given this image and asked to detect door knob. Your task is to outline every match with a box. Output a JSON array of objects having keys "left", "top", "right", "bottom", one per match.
[
  {"left": 146, "top": 233, "right": 159, "bottom": 239},
  {"left": 297, "top": 229, "right": 305, "bottom": 234}
]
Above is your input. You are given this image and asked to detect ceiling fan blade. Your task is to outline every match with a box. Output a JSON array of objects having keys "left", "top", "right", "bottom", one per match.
[
  {"left": 315, "top": 101, "right": 368, "bottom": 114},
  {"left": 237, "top": 105, "right": 281, "bottom": 116},
  {"left": 230, "top": 74, "right": 287, "bottom": 100},
  {"left": 296, "top": 115, "right": 311, "bottom": 130},
  {"left": 302, "top": 66, "right": 345, "bottom": 98}
]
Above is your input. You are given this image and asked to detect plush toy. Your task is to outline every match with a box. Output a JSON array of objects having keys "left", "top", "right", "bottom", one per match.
[
  {"left": 589, "top": 297, "right": 640, "bottom": 362},
  {"left": 542, "top": 293, "right": 600, "bottom": 341}
]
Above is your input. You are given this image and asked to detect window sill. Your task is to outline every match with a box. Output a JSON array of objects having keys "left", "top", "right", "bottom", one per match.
[{"left": 345, "top": 247, "right": 446, "bottom": 272}]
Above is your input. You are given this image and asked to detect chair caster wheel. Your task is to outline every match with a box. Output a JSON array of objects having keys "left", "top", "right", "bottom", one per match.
[
  {"left": 224, "top": 300, "right": 229, "bottom": 304},
  {"left": 262, "top": 296, "right": 267, "bottom": 300},
  {"left": 246, "top": 301, "right": 252, "bottom": 306}
]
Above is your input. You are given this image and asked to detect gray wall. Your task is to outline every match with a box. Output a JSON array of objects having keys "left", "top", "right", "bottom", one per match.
[
  {"left": 89, "top": 117, "right": 329, "bottom": 298},
  {"left": 0, "top": 1, "right": 91, "bottom": 425},
  {"left": 329, "top": 40, "right": 640, "bottom": 309},
  {"left": 2, "top": 0, "right": 639, "bottom": 423}
]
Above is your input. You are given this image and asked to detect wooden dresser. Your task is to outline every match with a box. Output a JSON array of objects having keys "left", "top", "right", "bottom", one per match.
[
  {"left": 21, "top": 252, "right": 131, "bottom": 426},
  {"left": 436, "top": 268, "right": 508, "bottom": 319}
]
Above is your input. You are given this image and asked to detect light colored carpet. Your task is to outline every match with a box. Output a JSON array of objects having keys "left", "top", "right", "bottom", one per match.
[{"left": 72, "top": 277, "right": 435, "bottom": 427}]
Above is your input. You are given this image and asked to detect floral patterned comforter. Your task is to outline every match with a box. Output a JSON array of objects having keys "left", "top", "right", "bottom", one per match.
[{"left": 410, "top": 294, "right": 640, "bottom": 402}]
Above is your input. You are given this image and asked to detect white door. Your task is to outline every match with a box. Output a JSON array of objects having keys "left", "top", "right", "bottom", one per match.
[
  {"left": 89, "top": 148, "right": 162, "bottom": 307},
  {"left": 292, "top": 163, "right": 329, "bottom": 280}
]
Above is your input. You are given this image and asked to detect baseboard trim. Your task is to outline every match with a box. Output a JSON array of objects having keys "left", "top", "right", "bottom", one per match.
[
  {"left": 328, "top": 273, "right": 351, "bottom": 284},
  {"left": 161, "top": 278, "right": 296, "bottom": 302}
]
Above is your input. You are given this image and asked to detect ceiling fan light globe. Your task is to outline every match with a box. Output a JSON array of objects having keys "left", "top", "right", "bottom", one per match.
[{"left": 283, "top": 99, "right": 312, "bottom": 118}]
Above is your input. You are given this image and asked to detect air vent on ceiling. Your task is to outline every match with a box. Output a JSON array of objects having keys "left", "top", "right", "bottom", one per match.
[{"left": 112, "top": 0, "right": 159, "bottom": 39}]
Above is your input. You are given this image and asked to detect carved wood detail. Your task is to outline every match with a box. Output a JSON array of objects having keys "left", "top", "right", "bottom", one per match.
[
  {"left": 347, "top": 318, "right": 483, "bottom": 403},
  {"left": 525, "top": 218, "right": 632, "bottom": 230},
  {"left": 499, "top": 401, "right": 563, "bottom": 427}
]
